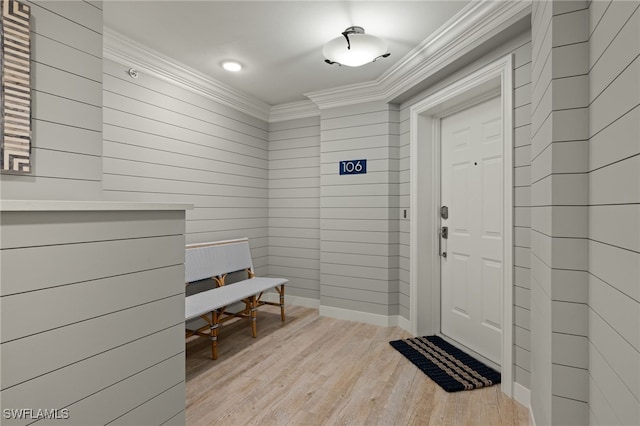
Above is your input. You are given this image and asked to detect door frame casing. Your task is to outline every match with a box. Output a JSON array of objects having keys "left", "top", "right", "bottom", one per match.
[{"left": 409, "top": 54, "right": 514, "bottom": 396}]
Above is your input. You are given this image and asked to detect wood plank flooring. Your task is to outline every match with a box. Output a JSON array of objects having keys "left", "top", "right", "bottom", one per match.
[{"left": 186, "top": 305, "right": 530, "bottom": 426}]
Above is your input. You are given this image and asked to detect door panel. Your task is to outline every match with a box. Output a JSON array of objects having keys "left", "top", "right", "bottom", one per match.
[
  {"left": 440, "top": 96, "right": 503, "bottom": 365},
  {"left": 451, "top": 253, "right": 470, "bottom": 317}
]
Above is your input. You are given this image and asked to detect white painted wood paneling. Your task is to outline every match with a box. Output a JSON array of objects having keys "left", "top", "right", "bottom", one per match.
[
  {"left": 103, "top": 59, "right": 269, "bottom": 272},
  {"left": 0, "top": 325, "right": 183, "bottom": 423},
  {"left": 530, "top": 3, "right": 555, "bottom": 422},
  {"left": 587, "top": 2, "right": 640, "bottom": 424},
  {"left": 56, "top": 355, "right": 183, "bottom": 426},
  {"left": 1, "top": 266, "right": 183, "bottom": 343},
  {"left": 0, "top": 1, "right": 103, "bottom": 200},
  {"left": 268, "top": 117, "right": 321, "bottom": 300},
  {"left": 0, "top": 208, "right": 186, "bottom": 425},
  {"left": 0, "top": 235, "right": 183, "bottom": 295},
  {"left": 319, "top": 101, "right": 399, "bottom": 317},
  {"left": 29, "top": 1, "right": 101, "bottom": 54}
]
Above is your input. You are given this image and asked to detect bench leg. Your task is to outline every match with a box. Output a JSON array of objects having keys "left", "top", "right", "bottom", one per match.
[
  {"left": 277, "top": 285, "right": 285, "bottom": 322},
  {"left": 250, "top": 295, "right": 258, "bottom": 338},
  {"left": 210, "top": 310, "right": 219, "bottom": 360}
]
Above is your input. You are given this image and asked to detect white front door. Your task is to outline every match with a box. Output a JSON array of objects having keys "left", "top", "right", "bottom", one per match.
[{"left": 440, "top": 96, "right": 503, "bottom": 365}]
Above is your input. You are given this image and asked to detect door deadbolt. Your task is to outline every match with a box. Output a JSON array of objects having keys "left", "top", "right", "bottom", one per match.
[{"left": 441, "top": 205, "right": 449, "bottom": 220}]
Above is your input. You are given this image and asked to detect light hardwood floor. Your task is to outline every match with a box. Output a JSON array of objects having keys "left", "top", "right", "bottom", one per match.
[{"left": 186, "top": 305, "right": 530, "bottom": 425}]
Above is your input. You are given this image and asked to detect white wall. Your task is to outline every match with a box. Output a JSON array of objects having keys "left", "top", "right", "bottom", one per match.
[
  {"left": 530, "top": 4, "right": 554, "bottom": 423},
  {"left": 530, "top": 1, "right": 591, "bottom": 423},
  {"left": 0, "top": 206, "right": 186, "bottom": 425},
  {"left": 587, "top": 1, "right": 640, "bottom": 424},
  {"left": 102, "top": 59, "right": 270, "bottom": 275},
  {"left": 0, "top": 4, "right": 189, "bottom": 423},
  {"left": 319, "top": 102, "right": 400, "bottom": 317},
  {"left": 529, "top": 1, "right": 640, "bottom": 424},
  {"left": 268, "top": 117, "right": 321, "bottom": 302},
  {"left": 0, "top": 1, "right": 103, "bottom": 200},
  {"left": 398, "top": 108, "right": 411, "bottom": 321}
]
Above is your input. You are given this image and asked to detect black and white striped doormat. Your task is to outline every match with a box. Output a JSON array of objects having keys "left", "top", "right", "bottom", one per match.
[{"left": 389, "top": 335, "right": 500, "bottom": 392}]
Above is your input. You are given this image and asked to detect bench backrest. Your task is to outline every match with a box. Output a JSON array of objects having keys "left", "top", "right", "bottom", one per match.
[{"left": 185, "top": 238, "right": 254, "bottom": 283}]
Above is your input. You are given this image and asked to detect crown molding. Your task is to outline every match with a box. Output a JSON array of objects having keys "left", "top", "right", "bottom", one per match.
[
  {"left": 305, "top": 0, "right": 532, "bottom": 110},
  {"left": 269, "top": 99, "right": 319, "bottom": 123},
  {"left": 103, "top": 28, "right": 271, "bottom": 122},
  {"left": 103, "top": 1, "right": 531, "bottom": 123}
]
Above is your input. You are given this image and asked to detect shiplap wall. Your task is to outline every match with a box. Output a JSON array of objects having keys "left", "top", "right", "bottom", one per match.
[
  {"left": 319, "top": 102, "right": 400, "bottom": 317},
  {"left": 0, "top": 1, "right": 103, "bottom": 200},
  {"left": 512, "top": 37, "right": 534, "bottom": 395},
  {"left": 0, "top": 208, "right": 186, "bottom": 425},
  {"left": 102, "top": 59, "right": 269, "bottom": 275},
  {"left": 587, "top": 1, "right": 640, "bottom": 425},
  {"left": 0, "top": 3, "right": 189, "bottom": 424},
  {"left": 268, "top": 117, "right": 321, "bottom": 302},
  {"left": 531, "top": 1, "right": 591, "bottom": 424},
  {"left": 398, "top": 109, "right": 411, "bottom": 321},
  {"left": 530, "top": 2, "right": 555, "bottom": 423},
  {"left": 399, "top": 31, "right": 533, "bottom": 391},
  {"left": 529, "top": 1, "right": 640, "bottom": 424}
]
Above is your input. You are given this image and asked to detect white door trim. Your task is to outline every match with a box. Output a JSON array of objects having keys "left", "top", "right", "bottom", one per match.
[{"left": 409, "top": 54, "right": 514, "bottom": 396}]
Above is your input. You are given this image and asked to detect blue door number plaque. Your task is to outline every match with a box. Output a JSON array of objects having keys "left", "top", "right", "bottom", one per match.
[{"left": 339, "top": 159, "right": 367, "bottom": 175}]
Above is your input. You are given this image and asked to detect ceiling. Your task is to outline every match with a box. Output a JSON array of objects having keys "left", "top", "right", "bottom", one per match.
[{"left": 103, "top": 1, "right": 470, "bottom": 107}]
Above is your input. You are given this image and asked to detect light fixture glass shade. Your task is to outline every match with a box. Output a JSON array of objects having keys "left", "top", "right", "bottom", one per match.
[{"left": 323, "top": 32, "right": 388, "bottom": 67}]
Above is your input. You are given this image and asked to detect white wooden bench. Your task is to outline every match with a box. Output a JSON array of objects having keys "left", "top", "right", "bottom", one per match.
[{"left": 184, "top": 238, "right": 287, "bottom": 360}]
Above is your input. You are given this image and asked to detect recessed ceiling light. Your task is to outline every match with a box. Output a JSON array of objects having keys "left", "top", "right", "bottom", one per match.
[{"left": 222, "top": 61, "right": 242, "bottom": 72}]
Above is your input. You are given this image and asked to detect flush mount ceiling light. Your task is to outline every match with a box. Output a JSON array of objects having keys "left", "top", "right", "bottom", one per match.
[
  {"left": 222, "top": 61, "right": 242, "bottom": 72},
  {"left": 323, "top": 26, "right": 390, "bottom": 67}
]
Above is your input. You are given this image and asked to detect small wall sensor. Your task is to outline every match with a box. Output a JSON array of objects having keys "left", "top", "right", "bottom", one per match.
[{"left": 128, "top": 68, "right": 139, "bottom": 79}]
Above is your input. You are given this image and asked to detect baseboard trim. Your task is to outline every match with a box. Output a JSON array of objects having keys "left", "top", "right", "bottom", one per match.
[
  {"left": 264, "top": 295, "right": 413, "bottom": 330},
  {"left": 512, "top": 382, "right": 533, "bottom": 425},
  {"left": 513, "top": 381, "right": 530, "bottom": 407},
  {"left": 319, "top": 305, "right": 389, "bottom": 326},
  {"left": 530, "top": 406, "right": 536, "bottom": 426},
  {"left": 261, "top": 292, "right": 320, "bottom": 309},
  {"left": 393, "top": 314, "right": 412, "bottom": 332},
  {"left": 319, "top": 305, "right": 411, "bottom": 329}
]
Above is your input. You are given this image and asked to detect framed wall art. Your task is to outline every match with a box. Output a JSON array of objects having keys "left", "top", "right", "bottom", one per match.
[{"left": 1, "top": 0, "right": 31, "bottom": 174}]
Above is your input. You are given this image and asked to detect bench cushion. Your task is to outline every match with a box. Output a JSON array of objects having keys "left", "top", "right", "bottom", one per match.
[{"left": 185, "top": 277, "right": 287, "bottom": 321}]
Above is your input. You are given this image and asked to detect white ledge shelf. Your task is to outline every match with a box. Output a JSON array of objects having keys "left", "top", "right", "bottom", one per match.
[{"left": 0, "top": 200, "right": 194, "bottom": 212}]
